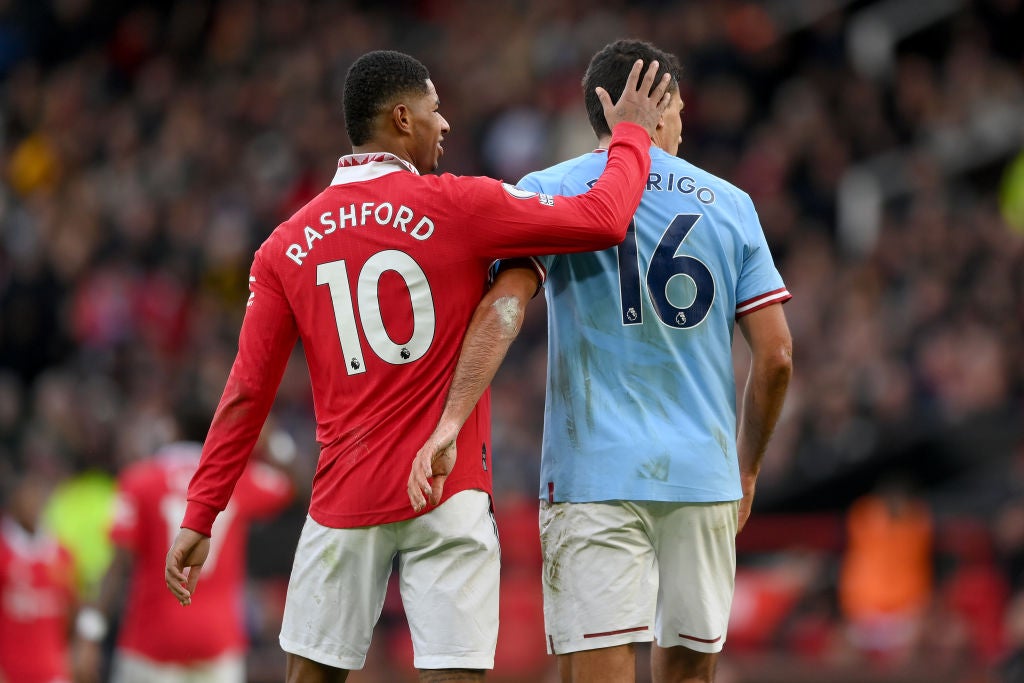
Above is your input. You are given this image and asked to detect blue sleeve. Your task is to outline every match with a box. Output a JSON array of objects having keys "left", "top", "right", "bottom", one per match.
[{"left": 734, "top": 191, "right": 787, "bottom": 307}]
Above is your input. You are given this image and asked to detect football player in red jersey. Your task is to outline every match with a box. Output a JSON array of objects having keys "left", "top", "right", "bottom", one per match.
[
  {"left": 165, "top": 49, "right": 671, "bottom": 683},
  {"left": 91, "top": 438, "right": 294, "bottom": 683},
  {"left": 0, "top": 470, "right": 86, "bottom": 683}
]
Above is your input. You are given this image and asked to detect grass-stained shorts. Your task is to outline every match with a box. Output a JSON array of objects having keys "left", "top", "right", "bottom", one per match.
[
  {"left": 280, "top": 490, "right": 499, "bottom": 670},
  {"left": 539, "top": 499, "right": 738, "bottom": 655}
]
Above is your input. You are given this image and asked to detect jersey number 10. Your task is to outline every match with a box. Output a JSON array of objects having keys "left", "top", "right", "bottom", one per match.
[
  {"left": 616, "top": 213, "right": 715, "bottom": 329},
  {"left": 317, "top": 250, "right": 436, "bottom": 375}
]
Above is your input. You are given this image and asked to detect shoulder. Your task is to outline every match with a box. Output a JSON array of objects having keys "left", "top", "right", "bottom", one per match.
[
  {"left": 520, "top": 153, "right": 600, "bottom": 191},
  {"left": 408, "top": 172, "right": 502, "bottom": 203},
  {"left": 657, "top": 150, "right": 750, "bottom": 199},
  {"left": 654, "top": 152, "right": 766, "bottom": 233}
]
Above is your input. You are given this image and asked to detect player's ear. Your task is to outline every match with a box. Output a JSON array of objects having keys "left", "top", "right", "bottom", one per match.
[{"left": 391, "top": 103, "right": 413, "bottom": 135}]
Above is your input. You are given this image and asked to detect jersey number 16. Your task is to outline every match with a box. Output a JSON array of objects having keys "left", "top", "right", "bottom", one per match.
[{"left": 616, "top": 213, "right": 715, "bottom": 329}]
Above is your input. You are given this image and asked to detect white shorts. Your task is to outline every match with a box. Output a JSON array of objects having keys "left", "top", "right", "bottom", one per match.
[
  {"left": 110, "top": 650, "right": 244, "bottom": 683},
  {"left": 280, "top": 490, "right": 499, "bottom": 670},
  {"left": 539, "top": 499, "right": 738, "bottom": 655}
]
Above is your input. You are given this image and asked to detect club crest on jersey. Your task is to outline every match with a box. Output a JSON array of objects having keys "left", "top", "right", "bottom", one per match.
[
  {"left": 501, "top": 183, "right": 537, "bottom": 200},
  {"left": 501, "top": 183, "right": 554, "bottom": 206}
]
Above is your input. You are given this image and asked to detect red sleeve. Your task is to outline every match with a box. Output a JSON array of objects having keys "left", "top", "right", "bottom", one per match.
[
  {"left": 448, "top": 123, "right": 651, "bottom": 257},
  {"left": 182, "top": 247, "right": 299, "bottom": 536}
]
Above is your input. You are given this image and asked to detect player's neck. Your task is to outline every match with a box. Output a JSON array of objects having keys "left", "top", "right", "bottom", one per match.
[{"left": 596, "top": 135, "right": 612, "bottom": 150}]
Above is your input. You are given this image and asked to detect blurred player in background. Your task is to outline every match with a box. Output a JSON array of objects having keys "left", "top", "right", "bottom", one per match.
[
  {"left": 0, "top": 468, "right": 97, "bottom": 683},
  {"left": 92, "top": 429, "right": 296, "bottom": 683},
  {"left": 410, "top": 40, "right": 793, "bottom": 683},
  {"left": 164, "top": 49, "right": 670, "bottom": 683}
]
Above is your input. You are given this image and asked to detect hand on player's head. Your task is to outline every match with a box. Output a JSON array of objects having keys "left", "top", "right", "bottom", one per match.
[{"left": 598, "top": 59, "right": 672, "bottom": 139}]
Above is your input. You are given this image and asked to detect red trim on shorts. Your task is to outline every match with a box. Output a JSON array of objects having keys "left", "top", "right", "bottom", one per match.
[
  {"left": 548, "top": 482, "right": 554, "bottom": 503},
  {"left": 678, "top": 632, "right": 722, "bottom": 644},
  {"left": 583, "top": 625, "right": 649, "bottom": 638}
]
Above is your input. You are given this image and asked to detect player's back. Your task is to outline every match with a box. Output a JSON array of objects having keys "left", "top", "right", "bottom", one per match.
[
  {"left": 520, "top": 148, "right": 790, "bottom": 504},
  {"left": 112, "top": 445, "right": 289, "bottom": 662},
  {"left": 257, "top": 167, "right": 504, "bottom": 528}
]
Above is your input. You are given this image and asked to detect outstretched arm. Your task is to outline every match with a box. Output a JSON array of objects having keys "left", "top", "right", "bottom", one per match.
[
  {"left": 735, "top": 303, "right": 793, "bottom": 532},
  {"left": 408, "top": 264, "right": 541, "bottom": 511}
]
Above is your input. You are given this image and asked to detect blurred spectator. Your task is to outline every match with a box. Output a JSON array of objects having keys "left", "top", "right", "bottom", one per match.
[
  {"left": 0, "top": 0, "right": 1022, "bottom": 680},
  {"left": 44, "top": 470, "right": 117, "bottom": 601},
  {"left": 0, "top": 468, "right": 91, "bottom": 683},
  {"left": 838, "top": 478, "right": 934, "bottom": 664},
  {"left": 1001, "top": 150, "right": 1024, "bottom": 233}
]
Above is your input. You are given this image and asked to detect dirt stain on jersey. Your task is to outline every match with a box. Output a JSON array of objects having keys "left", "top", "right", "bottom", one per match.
[
  {"left": 713, "top": 428, "right": 729, "bottom": 459},
  {"left": 637, "top": 455, "right": 670, "bottom": 481},
  {"left": 555, "top": 350, "right": 580, "bottom": 450}
]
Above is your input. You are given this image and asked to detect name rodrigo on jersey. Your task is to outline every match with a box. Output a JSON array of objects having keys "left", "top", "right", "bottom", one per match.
[
  {"left": 586, "top": 173, "right": 717, "bottom": 204},
  {"left": 285, "top": 202, "right": 435, "bottom": 265}
]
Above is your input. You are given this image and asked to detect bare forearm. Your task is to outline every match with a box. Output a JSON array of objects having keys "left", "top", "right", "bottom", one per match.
[
  {"left": 737, "top": 350, "right": 792, "bottom": 476},
  {"left": 735, "top": 303, "right": 793, "bottom": 478},
  {"left": 438, "top": 267, "right": 537, "bottom": 432},
  {"left": 439, "top": 299, "right": 526, "bottom": 430}
]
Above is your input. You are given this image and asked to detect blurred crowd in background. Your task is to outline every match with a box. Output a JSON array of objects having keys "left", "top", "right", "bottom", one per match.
[{"left": 1, "top": 0, "right": 1023, "bottom": 681}]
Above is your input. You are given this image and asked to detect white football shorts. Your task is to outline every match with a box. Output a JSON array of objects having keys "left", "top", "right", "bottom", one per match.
[
  {"left": 279, "top": 489, "right": 499, "bottom": 670},
  {"left": 539, "top": 499, "right": 738, "bottom": 655},
  {"left": 110, "top": 650, "right": 244, "bottom": 683}
]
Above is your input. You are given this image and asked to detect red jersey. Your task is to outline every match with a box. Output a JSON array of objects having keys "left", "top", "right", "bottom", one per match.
[
  {"left": 183, "top": 123, "right": 652, "bottom": 534},
  {"left": 110, "top": 444, "right": 292, "bottom": 662},
  {"left": 0, "top": 517, "right": 76, "bottom": 683}
]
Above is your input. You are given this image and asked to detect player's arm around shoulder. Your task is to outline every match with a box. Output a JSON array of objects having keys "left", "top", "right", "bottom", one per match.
[{"left": 735, "top": 303, "right": 793, "bottom": 532}]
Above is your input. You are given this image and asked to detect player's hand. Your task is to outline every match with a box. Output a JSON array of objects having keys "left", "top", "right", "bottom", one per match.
[
  {"left": 165, "top": 528, "right": 210, "bottom": 606},
  {"left": 598, "top": 59, "right": 672, "bottom": 139},
  {"left": 737, "top": 471, "right": 758, "bottom": 533},
  {"left": 408, "top": 422, "right": 459, "bottom": 512}
]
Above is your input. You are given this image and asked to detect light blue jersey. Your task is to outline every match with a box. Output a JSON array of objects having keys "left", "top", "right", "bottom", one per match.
[{"left": 519, "top": 146, "right": 790, "bottom": 504}]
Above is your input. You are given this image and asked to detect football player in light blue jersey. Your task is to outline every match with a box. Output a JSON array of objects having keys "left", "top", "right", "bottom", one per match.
[{"left": 409, "top": 40, "right": 792, "bottom": 683}]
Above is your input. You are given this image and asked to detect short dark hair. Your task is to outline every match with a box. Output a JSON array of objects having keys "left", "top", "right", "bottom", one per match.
[
  {"left": 343, "top": 50, "right": 431, "bottom": 146},
  {"left": 583, "top": 39, "right": 681, "bottom": 139}
]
